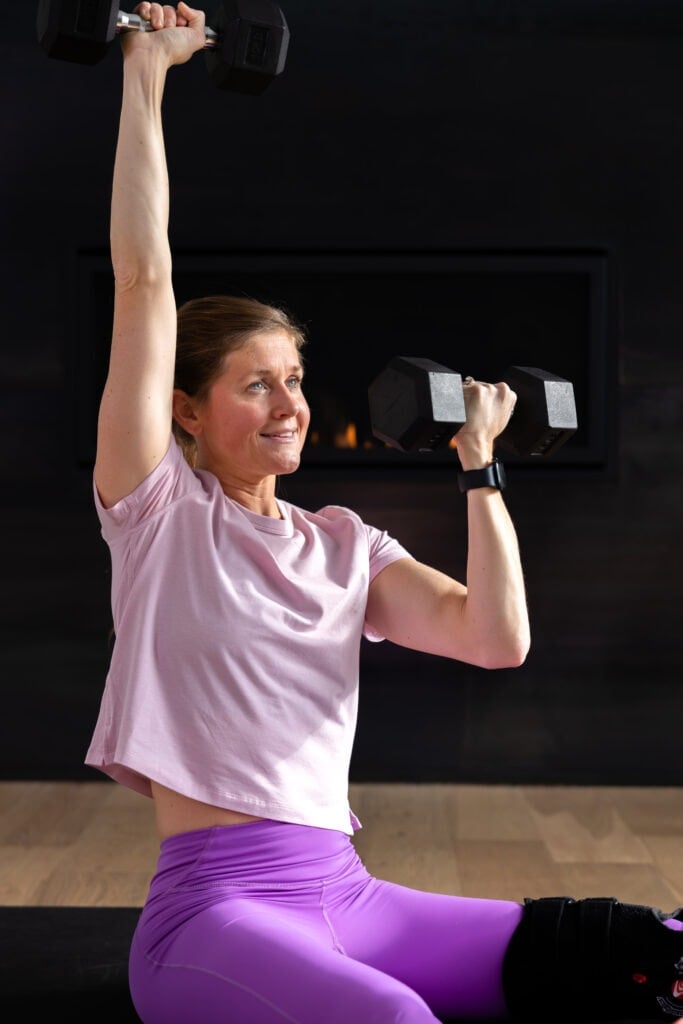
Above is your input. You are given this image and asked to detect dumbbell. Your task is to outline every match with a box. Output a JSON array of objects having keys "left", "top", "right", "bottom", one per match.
[
  {"left": 367, "top": 357, "right": 578, "bottom": 457},
  {"left": 36, "top": 0, "right": 289, "bottom": 94}
]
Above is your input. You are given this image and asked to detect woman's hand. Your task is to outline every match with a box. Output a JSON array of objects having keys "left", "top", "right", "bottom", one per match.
[
  {"left": 125, "top": 2, "right": 207, "bottom": 66},
  {"left": 454, "top": 377, "right": 517, "bottom": 470}
]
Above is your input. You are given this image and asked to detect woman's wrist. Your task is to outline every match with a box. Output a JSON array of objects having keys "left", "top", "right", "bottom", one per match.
[
  {"left": 455, "top": 436, "right": 495, "bottom": 471},
  {"left": 123, "top": 46, "right": 173, "bottom": 78}
]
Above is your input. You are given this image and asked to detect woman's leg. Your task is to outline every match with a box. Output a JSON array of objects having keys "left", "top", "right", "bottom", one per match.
[
  {"left": 131, "top": 819, "right": 683, "bottom": 1022},
  {"left": 328, "top": 873, "right": 683, "bottom": 1022},
  {"left": 129, "top": 897, "right": 441, "bottom": 1024},
  {"left": 327, "top": 875, "right": 523, "bottom": 1020}
]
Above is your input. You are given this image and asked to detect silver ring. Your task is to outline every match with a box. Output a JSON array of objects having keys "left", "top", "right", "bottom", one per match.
[{"left": 463, "top": 375, "right": 474, "bottom": 386}]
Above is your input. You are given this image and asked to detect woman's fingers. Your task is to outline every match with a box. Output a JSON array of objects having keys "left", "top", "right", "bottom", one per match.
[
  {"left": 458, "top": 379, "right": 517, "bottom": 446},
  {"left": 134, "top": 3, "right": 194, "bottom": 29}
]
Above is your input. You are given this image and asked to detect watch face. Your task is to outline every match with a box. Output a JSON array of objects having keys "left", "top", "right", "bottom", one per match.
[{"left": 493, "top": 460, "right": 507, "bottom": 489}]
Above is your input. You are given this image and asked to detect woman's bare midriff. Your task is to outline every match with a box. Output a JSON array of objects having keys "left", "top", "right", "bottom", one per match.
[{"left": 151, "top": 780, "right": 263, "bottom": 840}]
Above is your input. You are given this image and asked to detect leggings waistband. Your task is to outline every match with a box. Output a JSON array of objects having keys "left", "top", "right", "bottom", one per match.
[{"left": 149, "top": 819, "right": 368, "bottom": 897}]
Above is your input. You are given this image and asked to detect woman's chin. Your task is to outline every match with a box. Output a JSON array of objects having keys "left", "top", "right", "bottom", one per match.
[
  {"left": 275, "top": 453, "right": 302, "bottom": 475},
  {"left": 262, "top": 445, "right": 301, "bottom": 476}
]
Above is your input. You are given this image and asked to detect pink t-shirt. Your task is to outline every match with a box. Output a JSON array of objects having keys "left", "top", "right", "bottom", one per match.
[{"left": 86, "top": 439, "right": 411, "bottom": 834}]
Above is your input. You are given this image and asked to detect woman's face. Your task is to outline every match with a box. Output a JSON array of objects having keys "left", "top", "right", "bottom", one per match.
[{"left": 191, "top": 331, "right": 310, "bottom": 482}]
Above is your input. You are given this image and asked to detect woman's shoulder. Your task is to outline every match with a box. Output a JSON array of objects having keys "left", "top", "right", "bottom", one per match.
[
  {"left": 315, "top": 503, "right": 361, "bottom": 522},
  {"left": 94, "top": 437, "right": 207, "bottom": 538}
]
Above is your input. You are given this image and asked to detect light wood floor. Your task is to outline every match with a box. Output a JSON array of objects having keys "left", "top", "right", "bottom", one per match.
[{"left": 1, "top": 782, "right": 682, "bottom": 909}]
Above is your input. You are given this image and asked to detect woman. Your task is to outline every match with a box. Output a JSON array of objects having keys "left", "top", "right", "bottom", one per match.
[{"left": 87, "top": 5, "right": 683, "bottom": 1021}]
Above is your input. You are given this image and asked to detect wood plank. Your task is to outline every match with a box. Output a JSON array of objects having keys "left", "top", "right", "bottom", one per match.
[
  {"left": 453, "top": 839, "right": 566, "bottom": 901},
  {"left": 0, "top": 782, "right": 105, "bottom": 846},
  {"left": 641, "top": 836, "right": 683, "bottom": 904},
  {"left": 558, "top": 862, "right": 681, "bottom": 909},
  {"left": 350, "top": 783, "right": 463, "bottom": 894},
  {"left": 522, "top": 785, "right": 652, "bottom": 864}
]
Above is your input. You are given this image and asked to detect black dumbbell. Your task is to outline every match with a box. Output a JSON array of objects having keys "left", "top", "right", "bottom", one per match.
[
  {"left": 36, "top": 0, "right": 289, "bottom": 94},
  {"left": 368, "top": 357, "right": 578, "bottom": 457}
]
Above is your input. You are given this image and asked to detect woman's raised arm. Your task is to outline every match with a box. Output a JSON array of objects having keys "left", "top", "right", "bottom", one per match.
[{"left": 94, "top": 3, "right": 207, "bottom": 508}]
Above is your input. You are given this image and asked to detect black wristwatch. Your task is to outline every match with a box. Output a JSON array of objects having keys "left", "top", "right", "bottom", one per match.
[{"left": 457, "top": 459, "right": 507, "bottom": 493}]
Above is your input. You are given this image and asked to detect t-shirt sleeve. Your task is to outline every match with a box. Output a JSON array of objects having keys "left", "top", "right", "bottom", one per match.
[
  {"left": 363, "top": 522, "right": 413, "bottom": 642},
  {"left": 93, "top": 439, "right": 197, "bottom": 545}
]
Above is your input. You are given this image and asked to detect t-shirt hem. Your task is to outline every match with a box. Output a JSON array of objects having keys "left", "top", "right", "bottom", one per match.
[{"left": 85, "top": 754, "right": 358, "bottom": 835}]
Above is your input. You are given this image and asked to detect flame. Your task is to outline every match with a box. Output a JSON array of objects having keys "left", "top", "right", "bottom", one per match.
[{"left": 334, "top": 422, "right": 358, "bottom": 449}]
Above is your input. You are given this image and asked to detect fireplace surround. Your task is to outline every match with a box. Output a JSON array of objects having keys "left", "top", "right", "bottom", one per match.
[{"left": 72, "top": 248, "right": 615, "bottom": 473}]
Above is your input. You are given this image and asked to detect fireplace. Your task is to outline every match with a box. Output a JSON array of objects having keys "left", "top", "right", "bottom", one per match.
[{"left": 73, "top": 249, "right": 614, "bottom": 472}]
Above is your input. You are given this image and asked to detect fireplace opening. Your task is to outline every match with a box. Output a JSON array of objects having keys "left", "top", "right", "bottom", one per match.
[{"left": 74, "top": 250, "right": 614, "bottom": 471}]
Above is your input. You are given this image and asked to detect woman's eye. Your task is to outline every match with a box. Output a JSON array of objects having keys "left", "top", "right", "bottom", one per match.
[{"left": 247, "top": 377, "right": 302, "bottom": 392}]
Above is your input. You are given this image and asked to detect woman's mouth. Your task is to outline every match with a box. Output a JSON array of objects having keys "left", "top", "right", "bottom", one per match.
[{"left": 261, "top": 430, "right": 297, "bottom": 442}]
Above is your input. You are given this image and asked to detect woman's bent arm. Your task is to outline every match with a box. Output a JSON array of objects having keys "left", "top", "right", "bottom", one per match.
[{"left": 365, "top": 380, "right": 530, "bottom": 669}]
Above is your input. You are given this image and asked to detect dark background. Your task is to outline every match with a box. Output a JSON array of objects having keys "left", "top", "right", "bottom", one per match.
[{"left": 2, "top": 0, "right": 682, "bottom": 786}]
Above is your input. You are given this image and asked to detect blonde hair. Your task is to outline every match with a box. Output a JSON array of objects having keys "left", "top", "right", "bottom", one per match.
[{"left": 173, "top": 294, "right": 307, "bottom": 466}]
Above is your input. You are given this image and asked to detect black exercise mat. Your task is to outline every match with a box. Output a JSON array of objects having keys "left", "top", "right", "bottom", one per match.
[
  {"left": 0, "top": 905, "right": 142, "bottom": 1021},
  {"left": 0, "top": 905, "right": 664, "bottom": 1022}
]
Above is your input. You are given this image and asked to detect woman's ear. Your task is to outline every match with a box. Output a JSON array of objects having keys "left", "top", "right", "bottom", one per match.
[{"left": 172, "top": 390, "right": 202, "bottom": 437}]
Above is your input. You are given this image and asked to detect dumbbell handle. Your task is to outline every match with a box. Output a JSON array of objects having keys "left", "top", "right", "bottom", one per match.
[{"left": 117, "top": 10, "right": 218, "bottom": 48}]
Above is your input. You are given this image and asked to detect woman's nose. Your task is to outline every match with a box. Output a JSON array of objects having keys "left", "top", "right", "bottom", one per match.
[{"left": 273, "top": 384, "right": 300, "bottom": 415}]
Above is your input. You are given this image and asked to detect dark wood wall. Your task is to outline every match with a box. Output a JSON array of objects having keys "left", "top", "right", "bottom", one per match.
[{"left": 2, "top": 1, "right": 682, "bottom": 785}]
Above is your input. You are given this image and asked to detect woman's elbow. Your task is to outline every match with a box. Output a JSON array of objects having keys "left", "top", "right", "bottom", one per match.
[
  {"left": 491, "top": 645, "right": 530, "bottom": 670},
  {"left": 476, "top": 632, "right": 530, "bottom": 670}
]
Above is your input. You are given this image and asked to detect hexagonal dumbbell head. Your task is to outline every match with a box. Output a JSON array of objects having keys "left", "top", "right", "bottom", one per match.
[
  {"left": 37, "top": 0, "right": 119, "bottom": 64},
  {"left": 206, "top": 0, "right": 290, "bottom": 93},
  {"left": 498, "top": 366, "right": 578, "bottom": 457},
  {"left": 368, "top": 357, "right": 466, "bottom": 453}
]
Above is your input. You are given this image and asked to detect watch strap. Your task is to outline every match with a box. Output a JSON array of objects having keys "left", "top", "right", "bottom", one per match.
[{"left": 458, "top": 459, "right": 506, "bottom": 493}]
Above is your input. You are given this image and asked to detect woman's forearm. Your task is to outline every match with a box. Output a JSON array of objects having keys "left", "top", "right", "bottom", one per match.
[
  {"left": 110, "top": 51, "right": 173, "bottom": 285},
  {"left": 462, "top": 488, "right": 530, "bottom": 668}
]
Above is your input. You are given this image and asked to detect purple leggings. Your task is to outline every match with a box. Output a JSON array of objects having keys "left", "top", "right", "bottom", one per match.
[{"left": 129, "top": 819, "right": 523, "bottom": 1023}]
